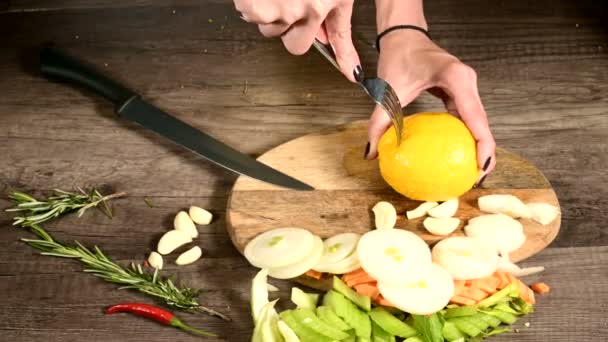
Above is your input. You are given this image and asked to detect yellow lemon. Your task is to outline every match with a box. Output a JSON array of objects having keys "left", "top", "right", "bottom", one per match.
[{"left": 378, "top": 112, "right": 478, "bottom": 201}]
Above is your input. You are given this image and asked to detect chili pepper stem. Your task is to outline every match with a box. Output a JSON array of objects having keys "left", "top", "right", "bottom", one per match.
[{"left": 170, "top": 317, "right": 218, "bottom": 337}]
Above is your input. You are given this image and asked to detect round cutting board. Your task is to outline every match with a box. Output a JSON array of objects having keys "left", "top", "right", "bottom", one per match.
[{"left": 227, "top": 120, "right": 560, "bottom": 288}]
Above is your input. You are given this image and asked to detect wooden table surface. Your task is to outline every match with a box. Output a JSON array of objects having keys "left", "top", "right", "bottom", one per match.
[{"left": 1, "top": 0, "right": 607, "bottom": 341}]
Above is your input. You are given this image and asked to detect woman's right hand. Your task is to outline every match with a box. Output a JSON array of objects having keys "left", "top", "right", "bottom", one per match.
[{"left": 234, "top": 0, "right": 361, "bottom": 82}]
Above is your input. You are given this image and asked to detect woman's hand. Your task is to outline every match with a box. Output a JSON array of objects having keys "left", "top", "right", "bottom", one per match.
[
  {"left": 234, "top": 0, "right": 361, "bottom": 82},
  {"left": 366, "top": 30, "right": 496, "bottom": 182}
]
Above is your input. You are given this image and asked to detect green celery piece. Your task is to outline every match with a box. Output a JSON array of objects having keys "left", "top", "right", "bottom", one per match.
[
  {"left": 477, "top": 283, "right": 517, "bottom": 308},
  {"left": 369, "top": 308, "right": 418, "bottom": 338},
  {"left": 451, "top": 339, "right": 466, "bottom": 342},
  {"left": 317, "top": 306, "right": 352, "bottom": 331},
  {"left": 443, "top": 305, "right": 479, "bottom": 319},
  {"left": 292, "top": 308, "right": 351, "bottom": 340},
  {"left": 342, "top": 337, "right": 356, "bottom": 342},
  {"left": 511, "top": 297, "right": 534, "bottom": 315},
  {"left": 279, "top": 310, "right": 334, "bottom": 342},
  {"left": 493, "top": 302, "right": 519, "bottom": 315},
  {"left": 462, "top": 316, "right": 489, "bottom": 332},
  {"left": 476, "top": 313, "right": 501, "bottom": 328},
  {"left": 371, "top": 320, "right": 396, "bottom": 342},
  {"left": 448, "top": 318, "right": 482, "bottom": 337},
  {"left": 403, "top": 336, "right": 424, "bottom": 342},
  {"left": 333, "top": 276, "right": 372, "bottom": 312},
  {"left": 412, "top": 314, "right": 444, "bottom": 342},
  {"left": 482, "top": 327, "right": 512, "bottom": 337},
  {"left": 356, "top": 338, "right": 372, "bottom": 342},
  {"left": 291, "top": 287, "right": 320, "bottom": 310},
  {"left": 442, "top": 321, "right": 466, "bottom": 341},
  {"left": 323, "top": 290, "right": 371, "bottom": 338},
  {"left": 483, "top": 309, "right": 518, "bottom": 325}
]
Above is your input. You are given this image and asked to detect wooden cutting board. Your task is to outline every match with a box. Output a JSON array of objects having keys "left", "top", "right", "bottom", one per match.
[{"left": 226, "top": 120, "right": 560, "bottom": 289}]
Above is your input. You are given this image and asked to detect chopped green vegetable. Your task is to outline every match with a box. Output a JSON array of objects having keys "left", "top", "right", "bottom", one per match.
[
  {"left": 323, "top": 290, "right": 371, "bottom": 338},
  {"left": 403, "top": 336, "right": 424, "bottom": 342},
  {"left": 291, "top": 308, "right": 351, "bottom": 340},
  {"left": 371, "top": 320, "right": 396, "bottom": 342},
  {"left": 462, "top": 316, "right": 489, "bottom": 332},
  {"left": 482, "top": 327, "right": 512, "bottom": 337},
  {"left": 144, "top": 197, "right": 155, "bottom": 208},
  {"left": 291, "top": 287, "right": 319, "bottom": 310},
  {"left": 477, "top": 283, "right": 517, "bottom": 308},
  {"left": 368, "top": 308, "right": 417, "bottom": 338},
  {"left": 279, "top": 310, "right": 334, "bottom": 342},
  {"left": 493, "top": 302, "right": 519, "bottom": 315},
  {"left": 412, "top": 314, "right": 444, "bottom": 342},
  {"left": 442, "top": 321, "right": 466, "bottom": 341},
  {"left": 316, "top": 306, "right": 351, "bottom": 331},
  {"left": 333, "top": 276, "right": 371, "bottom": 312},
  {"left": 443, "top": 305, "right": 479, "bottom": 319},
  {"left": 476, "top": 313, "right": 501, "bottom": 328},
  {"left": 448, "top": 317, "right": 482, "bottom": 337},
  {"left": 482, "top": 309, "right": 518, "bottom": 325}
]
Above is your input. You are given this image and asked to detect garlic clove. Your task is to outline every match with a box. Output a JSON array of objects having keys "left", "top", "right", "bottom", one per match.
[
  {"left": 157, "top": 230, "right": 193, "bottom": 255},
  {"left": 147, "top": 251, "right": 163, "bottom": 270},
  {"left": 189, "top": 206, "right": 213, "bottom": 225},
  {"left": 175, "top": 246, "right": 203, "bottom": 265},
  {"left": 174, "top": 211, "right": 198, "bottom": 238}
]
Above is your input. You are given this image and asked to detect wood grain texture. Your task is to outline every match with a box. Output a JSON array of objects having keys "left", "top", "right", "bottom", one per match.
[
  {"left": 227, "top": 121, "right": 561, "bottom": 267},
  {"left": 1, "top": 0, "right": 607, "bottom": 340}
]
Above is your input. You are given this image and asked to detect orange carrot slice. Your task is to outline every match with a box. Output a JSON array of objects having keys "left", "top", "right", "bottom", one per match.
[
  {"left": 495, "top": 271, "right": 511, "bottom": 289},
  {"left": 354, "top": 283, "right": 380, "bottom": 300},
  {"left": 305, "top": 269, "right": 323, "bottom": 280},
  {"left": 458, "top": 287, "right": 490, "bottom": 302},
  {"left": 531, "top": 282, "right": 551, "bottom": 294},
  {"left": 375, "top": 295, "right": 396, "bottom": 307},
  {"left": 345, "top": 274, "right": 377, "bottom": 287},
  {"left": 450, "top": 295, "right": 477, "bottom": 306},
  {"left": 343, "top": 268, "right": 366, "bottom": 282},
  {"left": 470, "top": 276, "right": 500, "bottom": 294}
]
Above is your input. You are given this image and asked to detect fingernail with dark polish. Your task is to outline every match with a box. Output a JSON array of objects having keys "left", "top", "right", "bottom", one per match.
[
  {"left": 475, "top": 174, "right": 487, "bottom": 188},
  {"left": 353, "top": 65, "right": 364, "bottom": 82},
  {"left": 482, "top": 156, "right": 492, "bottom": 172},
  {"left": 364, "top": 142, "right": 370, "bottom": 159}
]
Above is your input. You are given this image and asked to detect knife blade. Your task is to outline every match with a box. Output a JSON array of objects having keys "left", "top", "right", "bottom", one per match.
[{"left": 39, "top": 47, "right": 314, "bottom": 191}]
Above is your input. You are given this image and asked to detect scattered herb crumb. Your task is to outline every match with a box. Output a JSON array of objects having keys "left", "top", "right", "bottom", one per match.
[
  {"left": 524, "top": 322, "right": 530, "bottom": 328},
  {"left": 144, "top": 197, "right": 155, "bottom": 208},
  {"left": 515, "top": 329, "right": 520, "bottom": 333},
  {"left": 243, "top": 80, "right": 248, "bottom": 94},
  {"left": 208, "top": 18, "right": 214, "bottom": 23},
  {"left": 172, "top": 9, "right": 176, "bottom": 14}
]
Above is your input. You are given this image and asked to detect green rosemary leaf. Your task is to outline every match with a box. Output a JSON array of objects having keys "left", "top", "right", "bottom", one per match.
[{"left": 144, "top": 197, "right": 155, "bottom": 208}]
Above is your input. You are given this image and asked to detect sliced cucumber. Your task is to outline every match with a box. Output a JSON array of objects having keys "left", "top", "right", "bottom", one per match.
[
  {"left": 313, "top": 251, "right": 361, "bottom": 274},
  {"left": 316, "top": 233, "right": 361, "bottom": 266},
  {"left": 333, "top": 276, "right": 371, "bottom": 312},
  {"left": 442, "top": 321, "right": 466, "bottom": 341},
  {"left": 443, "top": 305, "right": 479, "bottom": 319},
  {"left": 291, "top": 287, "right": 319, "bottom": 310},
  {"left": 268, "top": 235, "right": 324, "bottom": 279},
  {"left": 245, "top": 228, "right": 315, "bottom": 269},
  {"left": 292, "top": 308, "right": 351, "bottom": 340},
  {"left": 483, "top": 309, "right": 518, "bottom": 325},
  {"left": 377, "top": 263, "right": 454, "bottom": 315},
  {"left": 368, "top": 308, "right": 418, "bottom": 338},
  {"left": 448, "top": 317, "right": 482, "bottom": 337},
  {"left": 357, "top": 229, "right": 432, "bottom": 286},
  {"left": 476, "top": 313, "right": 501, "bottom": 328},
  {"left": 277, "top": 320, "right": 301, "bottom": 342},
  {"left": 251, "top": 268, "right": 270, "bottom": 323},
  {"left": 323, "top": 290, "right": 371, "bottom": 338},
  {"left": 279, "top": 310, "right": 334, "bottom": 342},
  {"left": 316, "top": 306, "right": 351, "bottom": 331},
  {"left": 371, "top": 320, "right": 396, "bottom": 342}
]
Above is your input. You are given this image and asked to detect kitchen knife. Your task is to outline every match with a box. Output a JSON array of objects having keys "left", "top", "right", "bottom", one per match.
[{"left": 39, "top": 47, "right": 314, "bottom": 191}]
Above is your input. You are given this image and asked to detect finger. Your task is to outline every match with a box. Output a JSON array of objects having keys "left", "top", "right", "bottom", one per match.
[
  {"left": 366, "top": 104, "right": 393, "bottom": 160},
  {"left": 281, "top": 17, "right": 323, "bottom": 55},
  {"left": 324, "top": 2, "right": 361, "bottom": 82},
  {"left": 234, "top": 0, "right": 281, "bottom": 24},
  {"left": 258, "top": 21, "right": 291, "bottom": 38},
  {"left": 316, "top": 23, "right": 329, "bottom": 44},
  {"left": 442, "top": 64, "right": 497, "bottom": 176}
]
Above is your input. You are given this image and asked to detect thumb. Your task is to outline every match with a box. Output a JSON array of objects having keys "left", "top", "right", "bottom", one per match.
[
  {"left": 366, "top": 104, "right": 393, "bottom": 160},
  {"left": 324, "top": 3, "right": 361, "bottom": 82}
]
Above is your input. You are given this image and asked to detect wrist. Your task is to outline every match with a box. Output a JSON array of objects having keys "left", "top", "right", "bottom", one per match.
[{"left": 375, "top": 0, "right": 428, "bottom": 33}]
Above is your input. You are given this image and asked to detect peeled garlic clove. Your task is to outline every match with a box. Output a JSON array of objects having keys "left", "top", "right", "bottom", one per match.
[
  {"left": 428, "top": 199, "right": 459, "bottom": 218},
  {"left": 478, "top": 194, "right": 532, "bottom": 219},
  {"left": 147, "top": 251, "right": 163, "bottom": 270},
  {"left": 372, "top": 201, "right": 397, "bottom": 230},
  {"left": 157, "top": 230, "right": 193, "bottom": 255},
  {"left": 423, "top": 217, "right": 461, "bottom": 236},
  {"left": 174, "top": 211, "right": 198, "bottom": 238},
  {"left": 406, "top": 201, "right": 439, "bottom": 219},
  {"left": 189, "top": 206, "right": 213, "bottom": 225},
  {"left": 527, "top": 202, "right": 560, "bottom": 225},
  {"left": 176, "top": 246, "right": 203, "bottom": 265}
]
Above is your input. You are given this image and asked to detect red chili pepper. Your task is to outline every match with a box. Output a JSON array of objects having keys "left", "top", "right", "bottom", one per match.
[{"left": 105, "top": 303, "right": 217, "bottom": 337}]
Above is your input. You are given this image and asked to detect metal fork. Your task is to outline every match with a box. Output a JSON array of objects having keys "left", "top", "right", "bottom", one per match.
[{"left": 312, "top": 39, "right": 403, "bottom": 145}]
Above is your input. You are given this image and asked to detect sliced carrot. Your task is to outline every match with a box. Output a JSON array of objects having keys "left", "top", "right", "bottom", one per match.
[
  {"left": 454, "top": 279, "right": 467, "bottom": 288},
  {"left": 450, "top": 295, "right": 477, "bottom": 306},
  {"left": 470, "top": 276, "right": 500, "bottom": 294},
  {"left": 515, "top": 280, "right": 536, "bottom": 304},
  {"left": 495, "top": 271, "right": 511, "bottom": 289},
  {"left": 305, "top": 269, "right": 323, "bottom": 280},
  {"left": 354, "top": 283, "right": 380, "bottom": 300},
  {"left": 506, "top": 273, "right": 519, "bottom": 286},
  {"left": 465, "top": 279, "right": 474, "bottom": 286},
  {"left": 375, "top": 295, "right": 395, "bottom": 307},
  {"left": 531, "top": 282, "right": 551, "bottom": 294},
  {"left": 345, "top": 274, "right": 377, "bottom": 287},
  {"left": 342, "top": 268, "right": 366, "bottom": 282},
  {"left": 458, "top": 287, "right": 490, "bottom": 302}
]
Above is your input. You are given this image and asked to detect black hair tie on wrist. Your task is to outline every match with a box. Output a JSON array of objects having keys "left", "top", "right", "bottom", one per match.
[{"left": 376, "top": 25, "right": 431, "bottom": 52}]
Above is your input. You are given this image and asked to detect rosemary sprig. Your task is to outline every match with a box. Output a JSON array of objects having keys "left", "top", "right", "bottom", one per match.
[
  {"left": 5, "top": 189, "right": 231, "bottom": 322},
  {"left": 6, "top": 188, "right": 126, "bottom": 226}
]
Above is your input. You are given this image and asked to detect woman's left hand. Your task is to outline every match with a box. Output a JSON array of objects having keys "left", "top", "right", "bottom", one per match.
[{"left": 366, "top": 30, "right": 496, "bottom": 182}]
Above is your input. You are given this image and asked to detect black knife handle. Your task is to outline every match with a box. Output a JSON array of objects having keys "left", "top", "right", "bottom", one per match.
[{"left": 40, "top": 47, "right": 136, "bottom": 106}]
